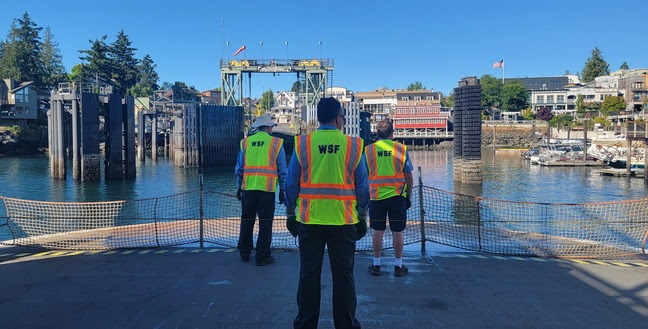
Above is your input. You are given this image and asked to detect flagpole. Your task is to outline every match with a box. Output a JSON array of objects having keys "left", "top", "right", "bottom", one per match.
[{"left": 502, "top": 60, "right": 505, "bottom": 84}]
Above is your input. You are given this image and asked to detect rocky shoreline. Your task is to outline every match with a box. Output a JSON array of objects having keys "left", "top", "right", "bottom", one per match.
[{"left": 0, "top": 125, "right": 48, "bottom": 156}]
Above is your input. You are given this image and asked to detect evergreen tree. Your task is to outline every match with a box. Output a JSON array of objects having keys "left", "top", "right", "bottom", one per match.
[
  {"left": 260, "top": 89, "right": 274, "bottom": 111},
  {"left": 40, "top": 26, "right": 66, "bottom": 89},
  {"left": 581, "top": 47, "right": 610, "bottom": 82},
  {"left": 109, "top": 30, "right": 139, "bottom": 94},
  {"left": 129, "top": 54, "right": 159, "bottom": 97},
  {"left": 78, "top": 35, "right": 112, "bottom": 85},
  {"left": 0, "top": 13, "right": 45, "bottom": 86},
  {"left": 407, "top": 81, "right": 425, "bottom": 90},
  {"left": 620, "top": 62, "right": 629, "bottom": 70}
]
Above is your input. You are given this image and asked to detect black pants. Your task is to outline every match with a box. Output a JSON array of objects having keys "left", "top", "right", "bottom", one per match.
[
  {"left": 294, "top": 223, "right": 360, "bottom": 329},
  {"left": 237, "top": 190, "right": 275, "bottom": 260}
]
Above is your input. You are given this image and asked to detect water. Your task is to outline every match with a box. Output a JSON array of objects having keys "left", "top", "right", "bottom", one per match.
[{"left": 1, "top": 150, "right": 648, "bottom": 216}]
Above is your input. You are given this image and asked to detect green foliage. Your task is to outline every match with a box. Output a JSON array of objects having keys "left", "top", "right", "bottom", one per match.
[
  {"left": 441, "top": 92, "right": 454, "bottom": 108},
  {"left": 521, "top": 108, "right": 535, "bottom": 120},
  {"left": 500, "top": 81, "right": 529, "bottom": 112},
  {"left": 584, "top": 101, "right": 601, "bottom": 111},
  {"left": 581, "top": 47, "right": 610, "bottom": 82},
  {"left": 78, "top": 35, "right": 112, "bottom": 84},
  {"left": 620, "top": 62, "right": 629, "bottom": 70},
  {"left": 600, "top": 96, "right": 626, "bottom": 115},
  {"left": 406, "top": 81, "right": 425, "bottom": 91},
  {"left": 68, "top": 64, "right": 83, "bottom": 83},
  {"left": 480, "top": 74, "right": 502, "bottom": 109},
  {"left": 291, "top": 80, "right": 302, "bottom": 93},
  {"left": 129, "top": 54, "right": 159, "bottom": 97},
  {"left": 549, "top": 114, "right": 573, "bottom": 128},
  {"left": 109, "top": 30, "right": 139, "bottom": 94},
  {"left": 594, "top": 116, "right": 611, "bottom": 128},
  {"left": 169, "top": 81, "right": 198, "bottom": 100},
  {"left": 576, "top": 94, "right": 585, "bottom": 113},
  {"left": 40, "top": 26, "right": 66, "bottom": 89},
  {"left": 260, "top": 89, "right": 274, "bottom": 111},
  {"left": 0, "top": 12, "right": 48, "bottom": 87}
]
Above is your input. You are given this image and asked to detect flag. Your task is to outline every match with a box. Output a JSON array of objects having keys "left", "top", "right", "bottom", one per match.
[
  {"left": 492, "top": 60, "right": 504, "bottom": 69},
  {"left": 233, "top": 45, "right": 246, "bottom": 57}
]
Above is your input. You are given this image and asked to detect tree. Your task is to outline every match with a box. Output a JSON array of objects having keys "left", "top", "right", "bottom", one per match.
[
  {"left": 581, "top": 47, "right": 609, "bottom": 82},
  {"left": 108, "top": 30, "right": 139, "bottom": 94},
  {"left": 161, "top": 81, "right": 173, "bottom": 90},
  {"left": 441, "top": 92, "right": 454, "bottom": 108},
  {"left": 480, "top": 74, "right": 502, "bottom": 109},
  {"left": 564, "top": 70, "right": 571, "bottom": 75},
  {"left": 40, "top": 26, "right": 66, "bottom": 89},
  {"left": 78, "top": 35, "right": 112, "bottom": 84},
  {"left": 500, "top": 81, "right": 529, "bottom": 112},
  {"left": 521, "top": 108, "right": 535, "bottom": 120},
  {"left": 169, "top": 81, "right": 198, "bottom": 100},
  {"left": 129, "top": 54, "right": 159, "bottom": 97},
  {"left": 260, "top": 89, "right": 274, "bottom": 111},
  {"left": 620, "top": 62, "right": 629, "bottom": 70},
  {"left": 0, "top": 13, "right": 45, "bottom": 86},
  {"left": 549, "top": 114, "right": 574, "bottom": 129},
  {"left": 536, "top": 107, "right": 554, "bottom": 121},
  {"left": 406, "top": 81, "right": 425, "bottom": 91},
  {"left": 576, "top": 94, "right": 585, "bottom": 114},
  {"left": 68, "top": 64, "right": 84, "bottom": 82},
  {"left": 291, "top": 80, "right": 302, "bottom": 93},
  {"left": 600, "top": 96, "right": 626, "bottom": 116}
]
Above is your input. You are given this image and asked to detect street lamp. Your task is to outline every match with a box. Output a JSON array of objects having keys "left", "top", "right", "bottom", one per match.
[
  {"left": 285, "top": 41, "right": 289, "bottom": 61},
  {"left": 318, "top": 41, "right": 322, "bottom": 60},
  {"left": 260, "top": 41, "right": 263, "bottom": 60}
]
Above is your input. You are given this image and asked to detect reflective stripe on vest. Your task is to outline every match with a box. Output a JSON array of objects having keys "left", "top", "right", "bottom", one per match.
[
  {"left": 295, "top": 130, "right": 363, "bottom": 225},
  {"left": 366, "top": 140, "right": 406, "bottom": 200},
  {"left": 241, "top": 133, "right": 283, "bottom": 192}
]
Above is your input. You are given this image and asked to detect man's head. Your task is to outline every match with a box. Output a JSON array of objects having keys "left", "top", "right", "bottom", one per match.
[
  {"left": 251, "top": 113, "right": 276, "bottom": 133},
  {"left": 317, "top": 97, "right": 344, "bottom": 130},
  {"left": 376, "top": 120, "right": 394, "bottom": 140}
]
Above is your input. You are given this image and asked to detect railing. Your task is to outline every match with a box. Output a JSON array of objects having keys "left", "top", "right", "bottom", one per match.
[
  {"left": 626, "top": 121, "right": 648, "bottom": 139},
  {"left": 2, "top": 173, "right": 647, "bottom": 259}
]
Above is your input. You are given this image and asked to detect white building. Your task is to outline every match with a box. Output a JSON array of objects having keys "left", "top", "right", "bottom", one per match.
[{"left": 326, "top": 86, "right": 354, "bottom": 105}]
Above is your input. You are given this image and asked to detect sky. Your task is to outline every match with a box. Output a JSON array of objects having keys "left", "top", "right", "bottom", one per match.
[{"left": 2, "top": 0, "right": 647, "bottom": 97}]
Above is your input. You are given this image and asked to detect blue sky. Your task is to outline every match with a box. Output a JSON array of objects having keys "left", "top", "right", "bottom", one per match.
[{"left": 2, "top": 0, "right": 646, "bottom": 97}]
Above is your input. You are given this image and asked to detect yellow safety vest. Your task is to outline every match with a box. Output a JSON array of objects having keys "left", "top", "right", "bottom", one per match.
[
  {"left": 295, "top": 129, "right": 363, "bottom": 225},
  {"left": 241, "top": 132, "right": 283, "bottom": 192},
  {"left": 365, "top": 139, "right": 407, "bottom": 200}
]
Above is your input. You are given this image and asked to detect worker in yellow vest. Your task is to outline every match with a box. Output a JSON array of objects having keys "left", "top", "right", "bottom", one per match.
[
  {"left": 285, "top": 97, "right": 369, "bottom": 329},
  {"left": 365, "top": 120, "right": 414, "bottom": 277},
  {"left": 235, "top": 114, "right": 287, "bottom": 266}
]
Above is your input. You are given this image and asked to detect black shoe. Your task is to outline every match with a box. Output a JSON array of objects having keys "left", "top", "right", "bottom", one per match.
[
  {"left": 255, "top": 255, "right": 275, "bottom": 266},
  {"left": 240, "top": 254, "right": 250, "bottom": 262},
  {"left": 394, "top": 265, "right": 409, "bottom": 277},
  {"left": 368, "top": 265, "right": 381, "bottom": 276}
]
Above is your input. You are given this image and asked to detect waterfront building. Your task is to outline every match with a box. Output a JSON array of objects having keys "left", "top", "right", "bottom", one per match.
[
  {"left": 326, "top": 86, "right": 354, "bottom": 107},
  {"left": 618, "top": 73, "right": 648, "bottom": 112},
  {"left": 0, "top": 79, "right": 39, "bottom": 125},
  {"left": 504, "top": 76, "right": 573, "bottom": 91},
  {"left": 200, "top": 89, "right": 221, "bottom": 104},
  {"left": 392, "top": 90, "right": 448, "bottom": 137},
  {"left": 354, "top": 89, "right": 397, "bottom": 132}
]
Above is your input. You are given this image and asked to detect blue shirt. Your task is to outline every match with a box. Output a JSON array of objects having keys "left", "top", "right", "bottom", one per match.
[
  {"left": 235, "top": 131, "right": 287, "bottom": 191},
  {"left": 285, "top": 125, "right": 370, "bottom": 212}
]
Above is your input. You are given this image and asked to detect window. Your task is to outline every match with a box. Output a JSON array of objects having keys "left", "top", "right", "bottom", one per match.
[
  {"left": 401, "top": 97, "right": 409, "bottom": 101},
  {"left": 414, "top": 96, "right": 421, "bottom": 101},
  {"left": 547, "top": 95, "right": 554, "bottom": 103},
  {"left": 426, "top": 96, "right": 433, "bottom": 101},
  {"left": 14, "top": 87, "right": 29, "bottom": 103},
  {"left": 635, "top": 94, "right": 642, "bottom": 101},
  {"left": 536, "top": 95, "right": 544, "bottom": 103},
  {"left": 557, "top": 95, "right": 564, "bottom": 103}
]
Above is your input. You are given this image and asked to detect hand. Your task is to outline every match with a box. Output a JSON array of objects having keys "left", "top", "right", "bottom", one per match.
[
  {"left": 405, "top": 197, "right": 412, "bottom": 210},
  {"left": 286, "top": 207, "right": 298, "bottom": 237},
  {"left": 355, "top": 211, "right": 367, "bottom": 241},
  {"left": 279, "top": 190, "right": 285, "bottom": 204},
  {"left": 236, "top": 188, "right": 243, "bottom": 201}
]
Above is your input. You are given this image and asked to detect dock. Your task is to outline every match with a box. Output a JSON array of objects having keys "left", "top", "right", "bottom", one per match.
[
  {"left": 540, "top": 159, "right": 605, "bottom": 167},
  {"left": 599, "top": 168, "right": 645, "bottom": 178}
]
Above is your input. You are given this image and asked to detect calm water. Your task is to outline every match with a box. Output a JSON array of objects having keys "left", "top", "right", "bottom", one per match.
[{"left": 2, "top": 150, "right": 648, "bottom": 217}]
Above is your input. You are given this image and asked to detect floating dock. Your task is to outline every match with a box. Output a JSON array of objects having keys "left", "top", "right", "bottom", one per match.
[
  {"left": 599, "top": 168, "right": 645, "bottom": 178},
  {"left": 540, "top": 159, "right": 605, "bottom": 167}
]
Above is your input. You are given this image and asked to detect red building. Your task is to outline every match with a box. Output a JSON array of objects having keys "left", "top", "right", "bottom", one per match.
[{"left": 392, "top": 90, "right": 448, "bottom": 137}]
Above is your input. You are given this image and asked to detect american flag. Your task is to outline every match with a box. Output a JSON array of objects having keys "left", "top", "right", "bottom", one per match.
[{"left": 492, "top": 60, "right": 504, "bottom": 69}]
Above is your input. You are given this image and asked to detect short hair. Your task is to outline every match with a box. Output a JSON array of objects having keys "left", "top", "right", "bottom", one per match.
[
  {"left": 376, "top": 120, "right": 393, "bottom": 139},
  {"left": 317, "top": 97, "right": 341, "bottom": 124}
]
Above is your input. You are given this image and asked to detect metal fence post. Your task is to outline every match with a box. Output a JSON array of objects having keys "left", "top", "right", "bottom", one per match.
[
  {"left": 418, "top": 166, "right": 426, "bottom": 254},
  {"left": 199, "top": 174, "right": 204, "bottom": 248},
  {"left": 475, "top": 197, "right": 482, "bottom": 252}
]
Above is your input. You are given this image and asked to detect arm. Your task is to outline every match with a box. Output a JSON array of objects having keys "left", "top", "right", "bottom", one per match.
[
  {"left": 354, "top": 156, "right": 370, "bottom": 212},
  {"left": 403, "top": 151, "right": 414, "bottom": 198},
  {"left": 277, "top": 146, "right": 287, "bottom": 191},
  {"left": 285, "top": 152, "right": 301, "bottom": 209},
  {"left": 235, "top": 149, "right": 245, "bottom": 189}
]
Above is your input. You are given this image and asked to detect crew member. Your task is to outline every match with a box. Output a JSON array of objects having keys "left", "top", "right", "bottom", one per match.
[
  {"left": 366, "top": 120, "right": 414, "bottom": 277},
  {"left": 235, "top": 114, "right": 287, "bottom": 266},
  {"left": 285, "top": 97, "right": 369, "bottom": 329}
]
